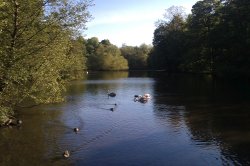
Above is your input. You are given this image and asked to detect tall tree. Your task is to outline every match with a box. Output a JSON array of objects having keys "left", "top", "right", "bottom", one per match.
[
  {"left": 184, "top": 0, "right": 221, "bottom": 73},
  {"left": 213, "top": 0, "right": 250, "bottom": 76},
  {"left": 63, "top": 36, "right": 88, "bottom": 80},
  {"left": 0, "top": 0, "right": 92, "bottom": 124},
  {"left": 149, "top": 0, "right": 250, "bottom": 78},
  {"left": 149, "top": 6, "right": 187, "bottom": 72},
  {"left": 86, "top": 37, "right": 99, "bottom": 69}
]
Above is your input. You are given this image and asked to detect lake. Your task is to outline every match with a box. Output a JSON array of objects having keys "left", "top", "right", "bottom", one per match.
[{"left": 0, "top": 71, "right": 250, "bottom": 166}]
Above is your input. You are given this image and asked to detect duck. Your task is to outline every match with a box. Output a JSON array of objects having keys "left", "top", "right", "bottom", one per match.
[
  {"left": 4, "top": 119, "right": 23, "bottom": 126},
  {"left": 134, "top": 94, "right": 151, "bottom": 103},
  {"left": 143, "top": 93, "right": 151, "bottom": 99},
  {"left": 17, "top": 119, "right": 22, "bottom": 125},
  {"left": 139, "top": 96, "right": 148, "bottom": 103},
  {"left": 63, "top": 150, "right": 70, "bottom": 158},
  {"left": 73, "top": 128, "right": 79, "bottom": 132},
  {"left": 108, "top": 91, "right": 116, "bottom": 97},
  {"left": 134, "top": 95, "right": 142, "bottom": 102}
]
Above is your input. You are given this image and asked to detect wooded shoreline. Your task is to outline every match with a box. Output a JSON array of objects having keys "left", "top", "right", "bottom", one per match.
[{"left": 1, "top": 0, "right": 250, "bottom": 124}]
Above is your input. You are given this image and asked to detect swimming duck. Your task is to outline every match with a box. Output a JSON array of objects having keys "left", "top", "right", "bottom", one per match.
[
  {"left": 17, "top": 119, "right": 22, "bottom": 125},
  {"left": 73, "top": 128, "right": 79, "bottom": 132},
  {"left": 63, "top": 150, "right": 70, "bottom": 158},
  {"left": 108, "top": 92, "right": 116, "bottom": 97},
  {"left": 143, "top": 94, "right": 151, "bottom": 99}
]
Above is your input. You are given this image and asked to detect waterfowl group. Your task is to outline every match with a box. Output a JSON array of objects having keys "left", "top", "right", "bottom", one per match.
[
  {"left": 3, "top": 118, "right": 22, "bottom": 127},
  {"left": 61, "top": 91, "right": 151, "bottom": 158},
  {"left": 134, "top": 94, "right": 151, "bottom": 103}
]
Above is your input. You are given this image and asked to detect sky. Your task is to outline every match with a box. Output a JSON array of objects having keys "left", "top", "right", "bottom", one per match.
[{"left": 84, "top": 0, "right": 198, "bottom": 47}]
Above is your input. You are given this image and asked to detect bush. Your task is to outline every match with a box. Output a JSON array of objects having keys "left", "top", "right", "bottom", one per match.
[{"left": 0, "top": 106, "right": 13, "bottom": 126}]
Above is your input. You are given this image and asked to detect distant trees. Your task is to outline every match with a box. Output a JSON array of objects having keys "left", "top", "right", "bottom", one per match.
[
  {"left": 0, "top": 0, "right": 92, "bottom": 124},
  {"left": 84, "top": 38, "right": 153, "bottom": 71},
  {"left": 86, "top": 38, "right": 128, "bottom": 70},
  {"left": 148, "top": 0, "right": 250, "bottom": 77},
  {"left": 120, "top": 44, "right": 152, "bottom": 70}
]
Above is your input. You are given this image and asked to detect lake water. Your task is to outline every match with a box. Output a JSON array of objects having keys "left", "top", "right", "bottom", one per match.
[{"left": 0, "top": 71, "right": 250, "bottom": 166}]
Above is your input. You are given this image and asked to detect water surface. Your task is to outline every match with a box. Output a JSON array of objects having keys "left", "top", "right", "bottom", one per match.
[{"left": 0, "top": 71, "right": 250, "bottom": 166}]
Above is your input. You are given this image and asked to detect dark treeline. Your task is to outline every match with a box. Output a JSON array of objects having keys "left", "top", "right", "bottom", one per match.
[{"left": 149, "top": 0, "right": 250, "bottom": 77}]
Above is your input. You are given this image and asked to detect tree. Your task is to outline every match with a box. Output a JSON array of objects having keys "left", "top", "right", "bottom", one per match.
[
  {"left": 149, "top": 6, "right": 187, "bottom": 72},
  {"left": 87, "top": 40, "right": 128, "bottom": 71},
  {"left": 63, "top": 36, "right": 88, "bottom": 80},
  {"left": 213, "top": 0, "right": 250, "bottom": 77},
  {"left": 0, "top": 0, "right": 92, "bottom": 124},
  {"left": 120, "top": 44, "right": 152, "bottom": 70},
  {"left": 100, "top": 39, "right": 111, "bottom": 46},
  {"left": 86, "top": 37, "right": 99, "bottom": 69},
  {"left": 183, "top": 0, "right": 221, "bottom": 73},
  {"left": 149, "top": 0, "right": 250, "bottom": 77}
]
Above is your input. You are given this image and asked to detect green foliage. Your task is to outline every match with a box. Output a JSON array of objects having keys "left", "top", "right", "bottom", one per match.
[
  {"left": 86, "top": 37, "right": 99, "bottom": 56},
  {"left": 149, "top": 1, "right": 250, "bottom": 77},
  {"left": 0, "top": 106, "right": 13, "bottom": 125},
  {"left": 183, "top": 0, "right": 221, "bottom": 72},
  {"left": 0, "top": 0, "right": 92, "bottom": 119},
  {"left": 44, "top": 0, "right": 93, "bottom": 35},
  {"left": 86, "top": 38, "right": 128, "bottom": 70},
  {"left": 212, "top": 0, "right": 250, "bottom": 77},
  {"left": 63, "top": 36, "right": 88, "bottom": 80},
  {"left": 149, "top": 6, "right": 187, "bottom": 72},
  {"left": 120, "top": 44, "right": 152, "bottom": 70}
]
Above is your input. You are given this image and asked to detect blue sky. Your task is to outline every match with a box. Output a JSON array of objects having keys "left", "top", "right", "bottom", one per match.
[{"left": 84, "top": 0, "right": 198, "bottom": 47}]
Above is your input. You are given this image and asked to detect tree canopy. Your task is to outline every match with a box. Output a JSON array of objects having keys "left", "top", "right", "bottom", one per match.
[
  {"left": 148, "top": 0, "right": 250, "bottom": 77},
  {"left": 0, "top": 0, "right": 92, "bottom": 124},
  {"left": 86, "top": 38, "right": 128, "bottom": 70},
  {"left": 149, "top": 6, "right": 187, "bottom": 72},
  {"left": 120, "top": 44, "right": 152, "bottom": 70}
]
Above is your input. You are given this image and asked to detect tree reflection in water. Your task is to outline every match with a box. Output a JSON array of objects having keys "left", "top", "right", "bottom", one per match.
[{"left": 153, "top": 73, "right": 250, "bottom": 165}]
